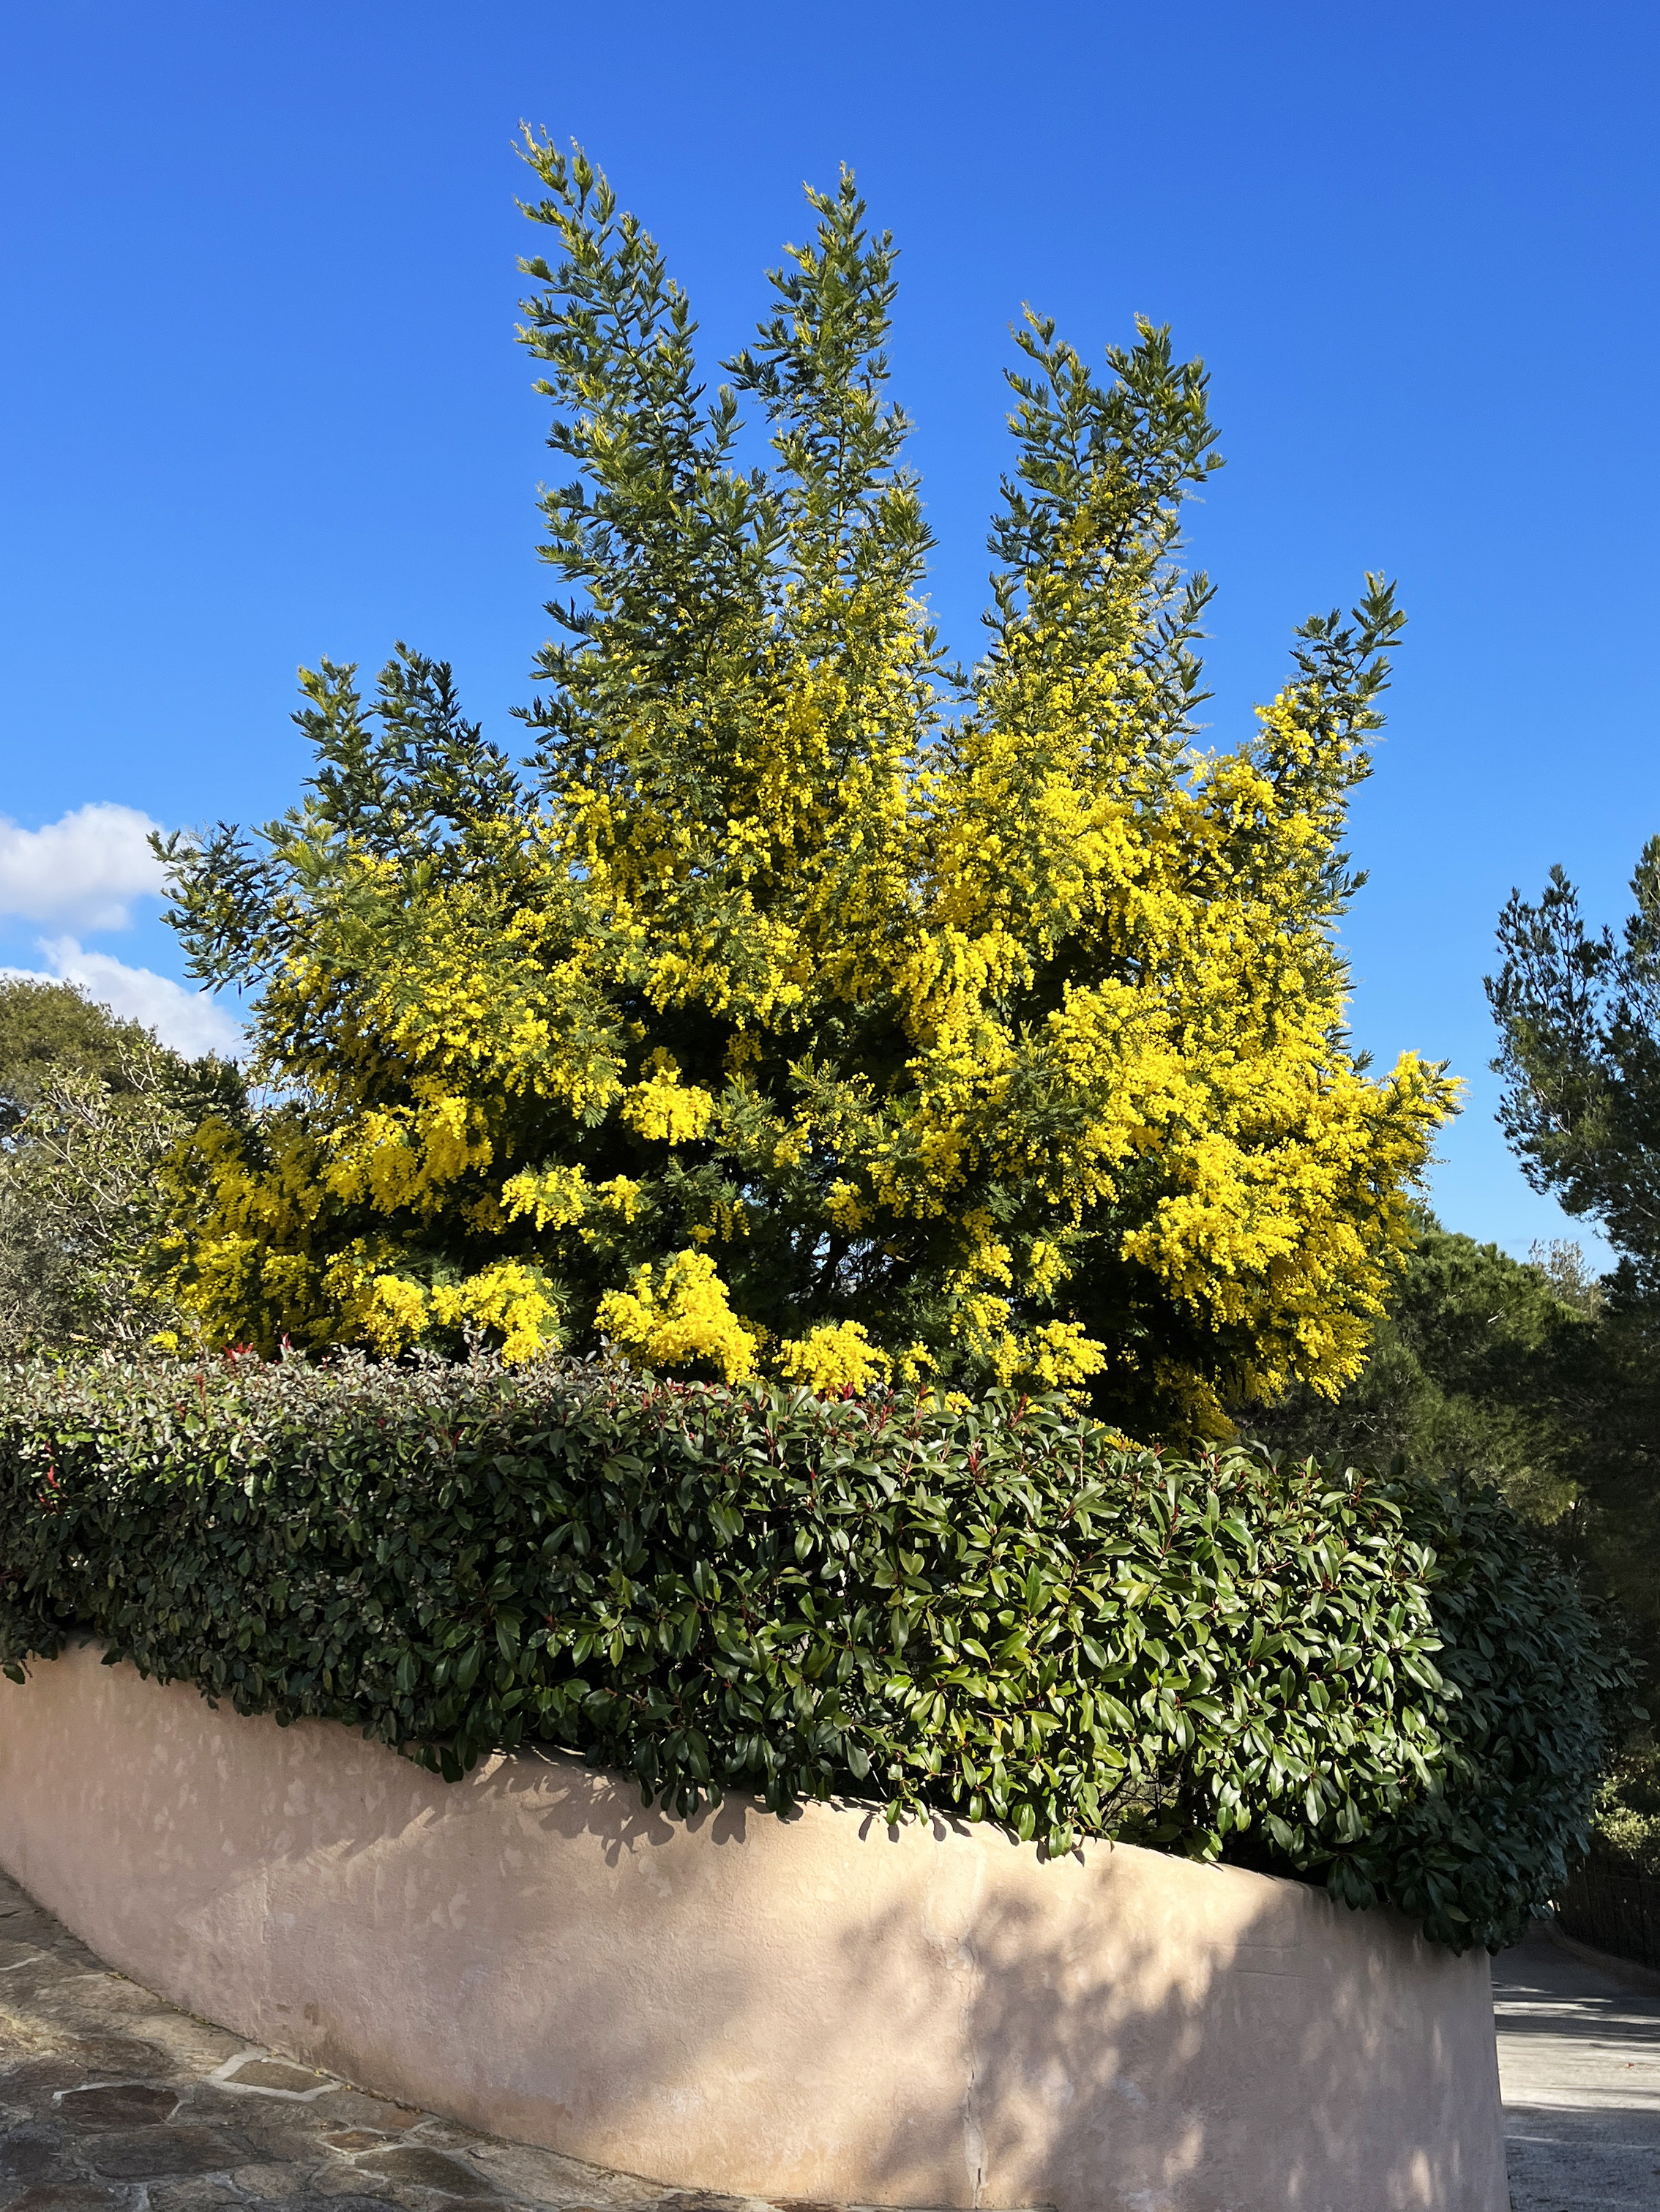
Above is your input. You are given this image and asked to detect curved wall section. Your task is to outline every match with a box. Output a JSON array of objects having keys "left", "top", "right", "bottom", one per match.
[{"left": 0, "top": 1643, "right": 1506, "bottom": 2211}]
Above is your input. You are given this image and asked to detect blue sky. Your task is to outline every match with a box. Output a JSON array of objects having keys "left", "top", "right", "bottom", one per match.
[{"left": 2, "top": 1, "right": 1656, "bottom": 1262}]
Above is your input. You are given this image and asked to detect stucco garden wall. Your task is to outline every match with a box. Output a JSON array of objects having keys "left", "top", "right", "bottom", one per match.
[{"left": 0, "top": 1642, "right": 1507, "bottom": 2211}]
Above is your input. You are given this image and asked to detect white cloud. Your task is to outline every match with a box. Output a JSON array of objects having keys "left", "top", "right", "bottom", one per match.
[
  {"left": 4, "top": 939, "right": 244, "bottom": 1061},
  {"left": 0, "top": 803, "right": 167, "bottom": 930}
]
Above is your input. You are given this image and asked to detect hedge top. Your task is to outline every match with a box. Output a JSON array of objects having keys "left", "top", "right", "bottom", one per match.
[{"left": 0, "top": 1350, "right": 1630, "bottom": 1951}]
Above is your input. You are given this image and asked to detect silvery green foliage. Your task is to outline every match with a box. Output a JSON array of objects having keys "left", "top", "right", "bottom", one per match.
[
  {"left": 0, "top": 1352, "right": 1630, "bottom": 1950},
  {"left": 0, "top": 1057, "right": 189, "bottom": 1351}
]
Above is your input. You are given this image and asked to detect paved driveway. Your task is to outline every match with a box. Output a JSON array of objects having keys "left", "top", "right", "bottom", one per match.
[{"left": 1498, "top": 1926, "right": 1660, "bottom": 2209}]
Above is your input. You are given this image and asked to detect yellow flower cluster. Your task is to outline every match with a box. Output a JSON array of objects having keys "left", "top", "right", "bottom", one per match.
[
  {"left": 595, "top": 1249, "right": 757, "bottom": 1381},
  {"left": 501, "top": 1162, "right": 588, "bottom": 1231},
  {"left": 777, "top": 1320, "right": 885, "bottom": 1394},
  {"left": 621, "top": 1058, "right": 717, "bottom": 1144}
]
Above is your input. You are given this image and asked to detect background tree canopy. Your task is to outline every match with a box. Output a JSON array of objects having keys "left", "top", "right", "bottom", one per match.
[
  {"left": 1247, "top": 1210, "right": 1596, "bottom": 1528},
  {"left": 1489, "top": 847, "right": 1660, "bottom": 1294},
  {"left": 1483, "top": 849, "right": 1660, "bottom": 1696},
  {"left": 156, "top": 143, "right": 1453, "bottom": 1440},
  {"left": 0, "top": 979, "right": 243, "bottom": 1350}
]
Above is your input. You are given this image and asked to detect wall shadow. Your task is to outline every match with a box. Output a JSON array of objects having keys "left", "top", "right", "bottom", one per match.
[{"left": 0, "top": 1652, "right": 1509, "bottom": 2212}]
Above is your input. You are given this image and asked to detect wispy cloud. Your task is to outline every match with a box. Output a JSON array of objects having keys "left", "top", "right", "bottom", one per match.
[
  {"left": 0, "top": 803, "right": 167, "bottom": 931},
  {"left": 5, "top": 939, "right": 243, "bottom": 1061}
]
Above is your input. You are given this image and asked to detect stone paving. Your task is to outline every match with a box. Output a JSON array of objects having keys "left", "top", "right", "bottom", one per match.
[{"left": 0, "top": 1868, "right": 776, "bottom": 2212}]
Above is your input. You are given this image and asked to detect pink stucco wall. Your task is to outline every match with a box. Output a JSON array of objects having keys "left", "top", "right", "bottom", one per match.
[{"left": 0, "top": 1643, "right": 1507, "bottom": 2211}]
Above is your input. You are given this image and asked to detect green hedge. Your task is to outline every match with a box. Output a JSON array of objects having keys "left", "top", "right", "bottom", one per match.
[{"left": 0, "top": 1352, "right": 1631, "bottom": 1951}]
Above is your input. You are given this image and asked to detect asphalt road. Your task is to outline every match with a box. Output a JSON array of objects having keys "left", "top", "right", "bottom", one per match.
[{"left": 1498, "top": 1926, "right": 1660, "bottom": 2210}]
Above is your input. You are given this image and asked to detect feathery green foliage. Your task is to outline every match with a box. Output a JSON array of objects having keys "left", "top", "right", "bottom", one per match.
[{"left": 149, "top": 145, "right": 1452, "bottom": 1437}]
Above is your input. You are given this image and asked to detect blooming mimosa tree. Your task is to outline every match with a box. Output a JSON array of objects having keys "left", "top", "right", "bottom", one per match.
[{"left": 157, "top": 142, "right": 1454, "bottom": 1438}]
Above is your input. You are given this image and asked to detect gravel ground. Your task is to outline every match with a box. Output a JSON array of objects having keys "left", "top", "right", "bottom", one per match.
[{"left": 1496, "top": 1924, "right": 1660, "bottom": 2210}]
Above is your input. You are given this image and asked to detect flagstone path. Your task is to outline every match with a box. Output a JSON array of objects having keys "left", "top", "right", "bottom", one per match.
[{"left": 0, "top": 1867, "right": 759, "bottom": 2212}]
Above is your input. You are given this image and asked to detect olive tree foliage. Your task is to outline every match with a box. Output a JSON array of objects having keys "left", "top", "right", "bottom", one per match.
[
  {"left": 154, "top": 143, "right": 1452, "bottom": 1440},
  {"left": 0, "top": 979, "right": 242, "bottom": 1352}
]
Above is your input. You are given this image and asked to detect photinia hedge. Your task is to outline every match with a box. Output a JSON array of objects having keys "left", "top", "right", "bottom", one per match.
[{"left": 0, "top": 1351, "right": 1630, "bottom": 1950}]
